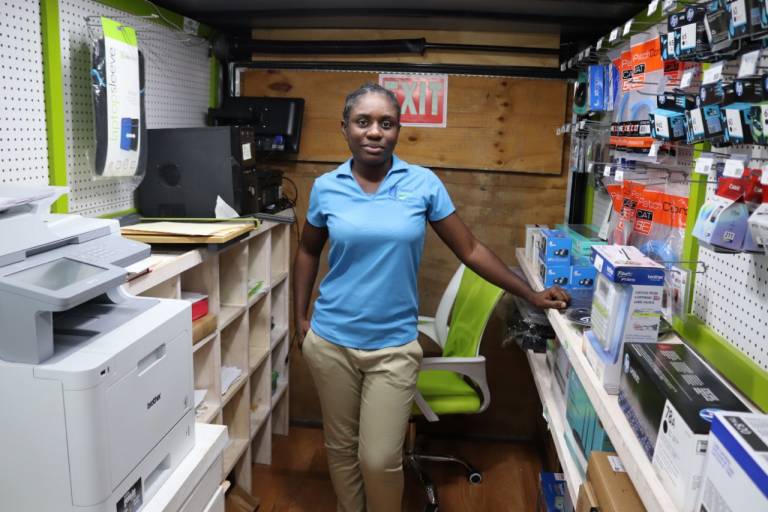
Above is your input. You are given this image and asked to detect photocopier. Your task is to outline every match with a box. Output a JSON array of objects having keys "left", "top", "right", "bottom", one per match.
[{"left": 0, "top": 186, "right": 195, "bottom": 511}]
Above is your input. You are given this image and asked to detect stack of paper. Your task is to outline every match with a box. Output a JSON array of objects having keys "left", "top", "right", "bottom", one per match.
[{"left": 221, "top": 366, "right": 243, "bottom": 396}]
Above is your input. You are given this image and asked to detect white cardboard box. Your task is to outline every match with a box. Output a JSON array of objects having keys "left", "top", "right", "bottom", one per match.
[{"left": 694, "top": 411, "right": 768, "bottom": 512}]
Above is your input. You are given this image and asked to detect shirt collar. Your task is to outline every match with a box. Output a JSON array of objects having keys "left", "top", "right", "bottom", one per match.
[{"left": 337, "top": 154, "right": 409, "bottom": 178}]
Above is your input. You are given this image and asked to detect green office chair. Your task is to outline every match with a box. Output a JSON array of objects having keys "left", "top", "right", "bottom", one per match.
[{"left": 407, "top": 265, "right": 504, "bottom": 512}]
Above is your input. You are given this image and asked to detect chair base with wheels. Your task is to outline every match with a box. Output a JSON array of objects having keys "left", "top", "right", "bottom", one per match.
[
  {"left": 405, "top": 422, "right": 483, "bottom": 511},
  {"left": 407, "top": 267, "right": 503, "bottom": 511}
]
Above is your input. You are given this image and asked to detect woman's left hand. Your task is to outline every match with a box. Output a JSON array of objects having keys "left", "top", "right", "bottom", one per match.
[{"left": 529, "top": 286, "right": 570, "bottom": 310}]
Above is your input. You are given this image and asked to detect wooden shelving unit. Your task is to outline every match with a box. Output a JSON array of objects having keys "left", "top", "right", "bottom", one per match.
[{"left": 123, "top": 220, "right": 291, "bottom": 491}]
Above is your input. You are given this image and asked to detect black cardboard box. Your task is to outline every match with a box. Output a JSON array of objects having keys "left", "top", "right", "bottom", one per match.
[{"left": 618, "top": 342, "right": 749, "bottom": 511}]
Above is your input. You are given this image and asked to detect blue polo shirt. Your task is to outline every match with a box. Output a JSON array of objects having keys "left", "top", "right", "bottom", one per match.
[{"left": 307, "top": 155, "right": 455, "bottom": 350}]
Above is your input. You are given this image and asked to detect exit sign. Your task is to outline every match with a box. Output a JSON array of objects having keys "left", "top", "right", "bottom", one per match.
[{"left": 379, "top": 74, "right": 448, "bottom": 127}]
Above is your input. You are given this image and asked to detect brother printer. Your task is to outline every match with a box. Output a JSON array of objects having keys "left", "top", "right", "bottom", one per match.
[{"left": 0, "top": 186, "right": 195, "bottom": 511}]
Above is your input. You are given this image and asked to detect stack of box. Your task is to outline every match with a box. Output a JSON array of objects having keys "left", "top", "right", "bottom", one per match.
[
  {"left": 566, "top": 368, "right": 614, "bottom": 463},
  {"left": 536, "top": 229, "right": 598, "bottom": 303},
  {"left": 576, "top": 452, "right": 645, "bottom": 512},
  {"left": 619, "top": 342, "right": 750, "bottom": 511}
]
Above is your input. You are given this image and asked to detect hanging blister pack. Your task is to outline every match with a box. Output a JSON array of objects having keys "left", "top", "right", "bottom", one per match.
[{"left": 90, "top": 17, "right": 147, "bottom": 179}]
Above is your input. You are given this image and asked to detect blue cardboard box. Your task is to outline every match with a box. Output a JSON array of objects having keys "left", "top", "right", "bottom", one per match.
[
  {"left": 538, "top": 472, "right": 566, "bottom": 511},
  {"left": 570, "top": 259, "right": 596, "bottom": 290},
  {"left": 539, "top": 229, "right": 572, "bottom": 265},
  {"left": 539, "top": 258, "right": 570, "bottom": 288}
]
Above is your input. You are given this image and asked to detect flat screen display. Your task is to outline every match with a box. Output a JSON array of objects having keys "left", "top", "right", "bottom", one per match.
[{"left": 5, "top": 258, "right": 105, "bottom": 291}]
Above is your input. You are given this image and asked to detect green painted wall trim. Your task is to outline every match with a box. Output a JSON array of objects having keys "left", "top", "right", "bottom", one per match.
[
  {"left": 92, "top": 0, "right": 213, "bottom": 39},
  {"left": 99, "top": 208, "right": 137, "bottom": 219},
  {"left": 210, "top": 56, "right": 220, "bottom": 109},
  {"left": 40, "top": 0, "right": 68, "bottom": 213},
  {"left": 583, "top": 178, "right": 595, "bottom": 225},
  {"left": 673, "top": 316, "right": 768, "bottom": 412}
]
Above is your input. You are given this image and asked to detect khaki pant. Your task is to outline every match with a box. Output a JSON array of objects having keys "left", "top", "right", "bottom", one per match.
[{"left": 302, "top": 328, "right": 423, "bottom": 512}]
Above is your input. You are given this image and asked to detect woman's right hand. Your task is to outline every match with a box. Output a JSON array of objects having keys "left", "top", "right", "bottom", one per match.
[{"left": 296, "top": 318, "right": 310, "bottom": 350}]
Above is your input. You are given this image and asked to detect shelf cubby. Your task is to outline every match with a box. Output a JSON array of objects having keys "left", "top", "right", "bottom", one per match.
[
  {"left": 248, "top": 294, "right": 270, "bottom": 373},
  {"left": 250, "top": 361, "right": 271, "bottom": 436},
  {"left": 222, "top": 383, "right": 250, "bottom": 477},
  {"left": 251, "top": 415, "right": 272, "bottom": 466},
  {"left": 248, "top": 231, "right": 270, "bottom": 302},
  {"left": 220, "top": 311, "right": 248, "bottom": 405},
  {"left": 219, "top": 241, "right": 247, "bottom": 309},
  {"left": 193, "top": 334, "right": 221, "bottom": 425},
  {"left": 270, "top": 279, "right": 289, "bottom": 349},
  {"left": 181, "top": 257, "right": 219, "bottom": 318},
  {"left": 140, "top": 276, "right": 180, "bottom": 300},
  {"left": 270, "top": 223, "right": 289, "bottom": 284}
]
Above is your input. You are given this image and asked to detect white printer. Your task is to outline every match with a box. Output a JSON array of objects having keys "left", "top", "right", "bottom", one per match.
[{"left": 0, "top": 186, "right": 195, "bottom": 511}]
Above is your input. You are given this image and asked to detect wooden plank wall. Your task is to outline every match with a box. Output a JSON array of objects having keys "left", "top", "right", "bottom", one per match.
[
  {"left": 241, "top": 70, "right": 566, "bottom": 174},
  {"left": 241, "top": 28, "right": 571, "bottom": 439}
]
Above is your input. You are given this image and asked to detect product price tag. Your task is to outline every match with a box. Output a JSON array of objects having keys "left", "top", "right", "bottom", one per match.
[
  {"left": 663, "top": 0, "right": 676, "bottom": 13},
  {"left": 648, "top": 0, "right": 660, "bottom": 16},
  {"left": 560, "top": 62, "right": 567, "bottom": 72},
  {"left": 588, "top": 163, "right": 594, "bottom": 174},
  {"left": 695, "top": 156, "right": 714, "bottom": 175},
  {"left": 680, "top": 67, "right": 696, "bottom": 88},
  {"left": 610, "top": 27, "right": 620, "bottom": 42},
  {"left": 703, "top": 62, "right": 725, "bottom": 84},
  {"left": 242, "top": 143, "right": 252, "bottom": 161},
  {"left": 623, "top": 19, "right": 633, "bottom": 37},
  {"left": 680, "top": 23, "right": 697, "bottom": 51},
  {"left": 604, "top": 165, "right": 613, "bottom": 177},
  {"left": 596, "top": 37, "right": 604, "bottom": 50},
  {"left": 615, "top": 169, "right": 625, "bottom": 182},
  {"left": 738, "top": 50, "right": 760, "bottom": 78},
  {"left": 724, "top": 158, "right": 746, "bottom": 178},
  {"left": 649, "top": 141, "right": 661, "bottom": 157},
  {"left": 579, "top": 120, "right": 587, "bottom": 129}
]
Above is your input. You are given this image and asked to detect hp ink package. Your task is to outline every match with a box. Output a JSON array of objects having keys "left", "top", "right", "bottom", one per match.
[
  {"left": 705, "top": 0, "right": 733, "bottom": 52},
  {"left": 727, "top": 0, "right": 750, "bottom": 39},
  {"left": 724, "top": 102, "right": 754, "bottom": 143},
  {"left": 686, "top": 104, "right": 728, "bottom": 143},
  {"left": 694, "top": 412, "right": 768, "bottom": 512},
  {"left": 584, "top": 245, "right": 664, "bottom": 394},
  {"left": 589, "top": 64, "right": 607, "bottom": 112},
  {"left": 619, "top": 342, "right": 749, "bottom": 512},
  {"left": 539, "top": 472, "right": 567, "bottom": 512},
  {"left": 742, "top": 168, "right": 764, "bottom": 252},
  {"left": 650, "top": 108, "right": 687, "bottom": 141},
  {"left": 669, "top": 6, "right": 709, "bottom": 58},
  {"left": 750, "top": 102, "right": 768, "bottom": 144}
]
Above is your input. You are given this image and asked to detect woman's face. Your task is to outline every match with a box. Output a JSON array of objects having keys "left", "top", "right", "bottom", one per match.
[{"left": 342, "top": 92, "right": 400, "bottom": 169}]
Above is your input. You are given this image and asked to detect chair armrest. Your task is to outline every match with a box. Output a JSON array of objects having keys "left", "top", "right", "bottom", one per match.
[
  {"left": 413, "top": 356, "right": 491, "bottom": 423},
  {"left": 416, "top": 316, "right": 438, "bottom": 344}
]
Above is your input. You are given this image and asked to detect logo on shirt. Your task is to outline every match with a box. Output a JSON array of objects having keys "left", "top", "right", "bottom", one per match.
[{"left": 388, "top": 185, "right": 413, "bottom": 200}]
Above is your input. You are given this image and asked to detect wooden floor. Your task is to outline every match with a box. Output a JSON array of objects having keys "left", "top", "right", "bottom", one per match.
[{"left": 250, "top": 426, "right": 542, "bottom": 512}]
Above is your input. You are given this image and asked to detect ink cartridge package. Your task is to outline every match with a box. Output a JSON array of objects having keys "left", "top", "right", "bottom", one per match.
[{"left": 584, "top": 245, "right": 665, "bottom": 394}]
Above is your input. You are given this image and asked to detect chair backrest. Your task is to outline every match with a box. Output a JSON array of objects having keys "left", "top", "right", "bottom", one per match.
[
  {"left": 433, "top": 264, "right": 466, "bottom": 347},
  {"left": 441, "top": 267, "right": 504, "bottom": 359}
]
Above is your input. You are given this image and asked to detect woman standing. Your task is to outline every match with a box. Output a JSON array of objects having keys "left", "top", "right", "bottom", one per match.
[{"left": 294, "top": 83, "right": 569, "bottom": 512}]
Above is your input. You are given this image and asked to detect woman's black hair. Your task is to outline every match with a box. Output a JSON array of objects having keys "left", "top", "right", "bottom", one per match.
[{"left": 342, "top": 83, "right": 401, "bottom": 124}]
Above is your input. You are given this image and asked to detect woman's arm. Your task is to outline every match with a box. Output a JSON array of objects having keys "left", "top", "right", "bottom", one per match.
[
  {"left": 293, "top": 222, "right": 329, "bottom": 346},
  {"left": 430, "top": 212, "right": 570, "bottom": 310}
]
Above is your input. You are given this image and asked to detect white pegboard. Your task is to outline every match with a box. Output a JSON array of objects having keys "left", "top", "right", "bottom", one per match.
[
  {"left": 691, "top": 146, "right": 768, "bottom": 372},
  {"left": 0, "top": 0, "right": 49, "bottom": 185},
  {"left": 59, "top": 0, "right": 210, "bottom": 216},
  {"left": 692, "top": 248, "right": 768, "bottom": 371}
]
